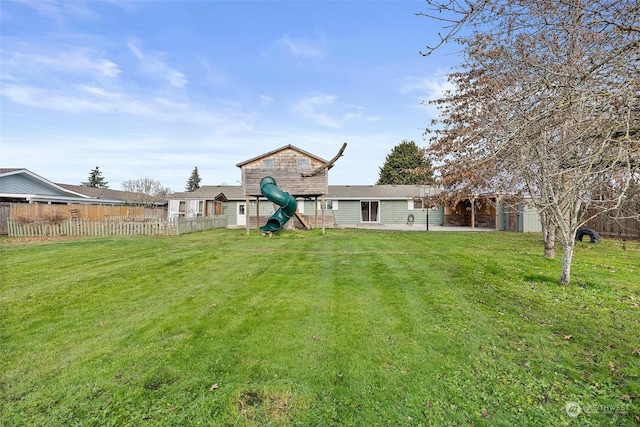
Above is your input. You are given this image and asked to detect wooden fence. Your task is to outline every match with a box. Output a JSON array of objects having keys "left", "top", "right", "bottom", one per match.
[
  {"left": 0, "top": 203, "right": 9, "bottom": 235},
  {"left": 174, "top": 217, "right": 227, "bottom": 235},
  {"left": 584, "top": 214, "right": 640, "bottom": 240},
  {"left": 7, "top": 217, "right": 227, "bottom": 238},
  {"left": 9, "top": 203, "right": 166, "bottom": 221}
]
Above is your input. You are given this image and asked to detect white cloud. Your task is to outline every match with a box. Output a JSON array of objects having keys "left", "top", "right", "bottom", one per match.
[
  {"left": 3, "top": 49, "right": 120, "bottom": 78},
  {"left": 13, "top": 0, "right": 98, "bottom": 23},
  {"left": 259, "top": 95, "right": 274, "bottom": 106},
  {"left": 277, "top": 35, "right": 326, "bottom": 59},
  {"left": 77, "top": 85, "right": 122, "bottom": 99},
  {"left": 0, "top": 81, "right": 253, "bottom": 129},
  {"left": 127, "top": 42, "right": 188, "bottom": 88},
  {"left": 398, "top": 74, "right": 454, "bottom": 101},
  {"left": 292, "top": 93, "right": 365, "bottom": 128}
]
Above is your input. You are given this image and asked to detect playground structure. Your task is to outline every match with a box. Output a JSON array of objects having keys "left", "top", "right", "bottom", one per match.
[
  {"left": 236, "top": 144, "right": 346, "bottom": 234},
  {"left": 259, "top": 176, "right": 297, "bottom": 232}
]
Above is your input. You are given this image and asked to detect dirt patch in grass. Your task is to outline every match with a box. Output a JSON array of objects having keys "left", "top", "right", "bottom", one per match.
[{"left": 238, "top": 390, "right": 293, "bottom": 424}]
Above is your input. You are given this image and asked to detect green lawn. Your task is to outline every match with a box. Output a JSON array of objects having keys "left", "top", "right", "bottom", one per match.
[{"left": 1, "top": 229, "right": 638, "bottom": 426}]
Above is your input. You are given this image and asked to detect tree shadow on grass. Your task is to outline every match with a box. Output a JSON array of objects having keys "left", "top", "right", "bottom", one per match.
[{"left": 523, "top": 274, "right": 557, "bottom": 285}]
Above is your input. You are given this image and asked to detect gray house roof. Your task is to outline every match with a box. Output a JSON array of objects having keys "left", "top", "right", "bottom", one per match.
[
  {"left": 57, "top": 184, "right": 132, "bottom": 201},
  {"left": 170, "top": 184, "right": 441, "bottom": 201},
  {"left": 326, "top": 185, "right": 440, "bottom": 200},
  {"left": 171, "top": 186, "right": 245, "bottom": 200}
]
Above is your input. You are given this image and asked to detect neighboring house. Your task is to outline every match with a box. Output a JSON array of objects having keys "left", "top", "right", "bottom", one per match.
[
  {"left": 0, "top": 169, "right": 167, "bottom": 235},
  {"left": 167, "top": 188, "right": 229, "bottom": 221},
  {"left": 57, "top": 183, "right": 134, "bottom": 204},
  {"left": 0, "top": 168, "right": 123, "bottom": 204},
  {"left": 59, "top": 183, "right": 168, "bottom": 208}
]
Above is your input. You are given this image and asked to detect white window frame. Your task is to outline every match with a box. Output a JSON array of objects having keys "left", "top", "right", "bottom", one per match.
[
  {"left": 360, "top": 200, "right": 380, "bottom": 223},
  {"left": 317, "top": 200, "right": 337, "bottom": 210},
  {"left": 409, "top": 199, "right": 424, "bottom": 210}
]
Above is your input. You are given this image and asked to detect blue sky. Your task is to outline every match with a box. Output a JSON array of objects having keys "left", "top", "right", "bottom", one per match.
[{"left": 1, "top": 0, "right": 457, "bottom": 191}]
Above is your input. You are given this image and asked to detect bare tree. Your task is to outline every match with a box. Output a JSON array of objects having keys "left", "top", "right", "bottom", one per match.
[
  {"left": 422, "top": 0, "right": 640, "bottom": 284},
  {"left": 121, "top": 177, "right": 172, "bottom": 207}
]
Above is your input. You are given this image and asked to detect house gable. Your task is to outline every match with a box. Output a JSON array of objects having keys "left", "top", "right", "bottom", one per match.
[
  {"left": 0, "top": 169, "right": 89, "bottom": 201},
  {"left": 236, "top": 145, "right": 329, "bottom": 197}
]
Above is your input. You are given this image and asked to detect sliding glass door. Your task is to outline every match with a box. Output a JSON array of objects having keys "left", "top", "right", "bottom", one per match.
[{"left": 360, "top": 200, "right": 379, "bottom": 222}]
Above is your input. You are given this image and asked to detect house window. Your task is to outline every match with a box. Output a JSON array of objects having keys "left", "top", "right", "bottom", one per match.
[
  {"left": 198, "top": 201, "right": 204, "bottom": 216},
  {"left": 317, "top": 200, "right": 337, "bottom": 210},
  {"left": 178, "top": 201, "right": 186, "bottom": 213},
  {"left": 411, "top": 199, "right": 424, "bottom": 209},
  {"left": 361, "top": 200, "right": 379, "bottom": 222},
  {"left": 263, "top": 159, "right": 275, "bottom": 169},
  {"left": 298, "top": 159, "right": 310, "bottom": 169}
]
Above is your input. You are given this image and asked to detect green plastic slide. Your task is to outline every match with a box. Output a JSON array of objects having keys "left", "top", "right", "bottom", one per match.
[{"left": 259, "top": 176, "right": 297, "bottom": 232}]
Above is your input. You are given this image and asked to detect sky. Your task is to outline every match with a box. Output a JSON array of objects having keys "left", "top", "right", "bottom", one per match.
[{"left": 0, "top": 0, "right": 459, "bottom": 192}]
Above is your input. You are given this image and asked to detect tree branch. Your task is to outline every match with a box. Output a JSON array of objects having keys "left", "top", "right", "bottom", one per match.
[{"left": 301, "top": 142, "right": 348, "bottom": 177}]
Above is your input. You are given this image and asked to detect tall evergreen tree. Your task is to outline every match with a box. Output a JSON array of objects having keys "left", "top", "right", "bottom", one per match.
[
  {"left": 82, "top": 166, "right": 109, "bottom": 188},
  {"left": 376, "top": 140, "right": 434, "bottom": 185},
  {"left": 185, "top": 166, "right": 202, "bottom": 192}
]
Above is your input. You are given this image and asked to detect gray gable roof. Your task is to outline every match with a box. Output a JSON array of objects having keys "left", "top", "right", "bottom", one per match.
[
  {"left": 171, "top": 186, "right": 245, "bottom": 200},
  {"left": 57, "top": 184, "right": 131, "bottom": 201}
]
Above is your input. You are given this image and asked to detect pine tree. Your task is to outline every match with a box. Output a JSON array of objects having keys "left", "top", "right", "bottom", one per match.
[
  {"left": 376, "top": 141, "right": 434, "bottom": 185},
  {"left": 82, "top": 166, "right": 109, "bottom": 188},
  {"left": 185, "top": 166, "right": 202, "bottom": 192}
]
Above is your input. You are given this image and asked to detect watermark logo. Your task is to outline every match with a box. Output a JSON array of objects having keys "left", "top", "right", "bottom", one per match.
[
  {"left": 565, "top": 401, "right": 582, "bottom": 418},
  {"left": 565, "top": 400, "right": 629, "bottom": 418}
]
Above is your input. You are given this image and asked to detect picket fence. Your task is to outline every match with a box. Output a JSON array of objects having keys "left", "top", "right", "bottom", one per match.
[{"left": 7, "top": 216, "right": 227, "bottom": 238}]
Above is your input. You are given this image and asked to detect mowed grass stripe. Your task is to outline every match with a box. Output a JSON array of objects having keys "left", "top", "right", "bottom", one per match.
[{"left": 1, "top": 229, "right": 638, "bottom": 426}]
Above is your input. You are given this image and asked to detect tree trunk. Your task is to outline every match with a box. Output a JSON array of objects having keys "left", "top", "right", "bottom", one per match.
[
  {"left": 540, "top": 211, "right": 556, "bottom": 258},
  {"left": 544, "top": 226, "right": 556, "bottom": 258},
  {"left": 559, "top": 239, "right": 574, "bottom": 285}
]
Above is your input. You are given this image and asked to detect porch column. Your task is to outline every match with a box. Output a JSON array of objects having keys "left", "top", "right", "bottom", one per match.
[
  {"left": 321, "top": 194, "right": 326, "bottom": 235},
  {"left": 245, "top": 194, "right": 250, "bottom": 235},
  {"left": 495, "top": 195, "right": 500, "bottom": 230},
  {"left": 314, "top": 196, "right": 318, "bottom": 228},
  {"left": 471, "top": 196, "right": 476, "bottom": 230}
]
